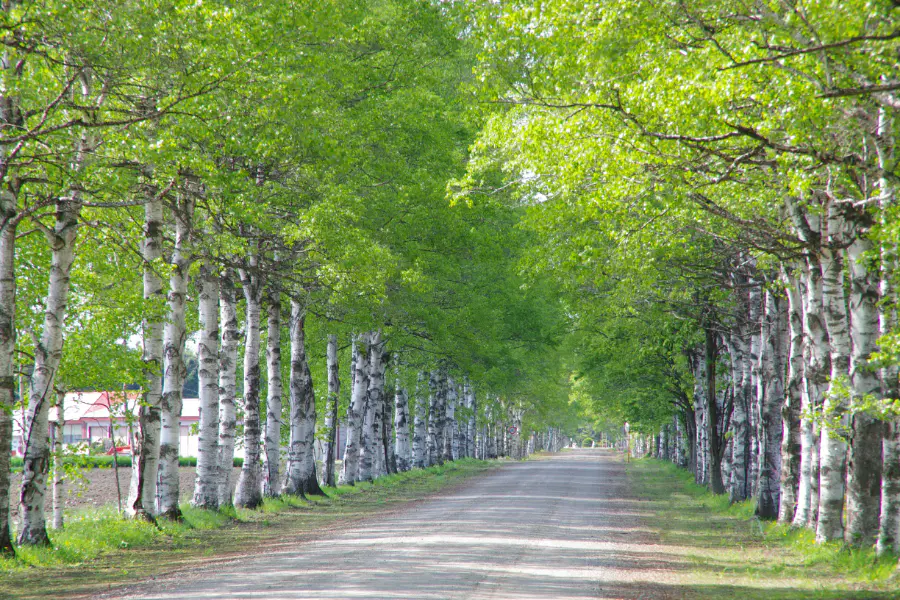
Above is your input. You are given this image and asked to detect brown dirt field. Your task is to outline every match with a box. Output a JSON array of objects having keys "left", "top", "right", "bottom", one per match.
[{"left": 9, "top": 467, "right": 243, "bottom": 519}]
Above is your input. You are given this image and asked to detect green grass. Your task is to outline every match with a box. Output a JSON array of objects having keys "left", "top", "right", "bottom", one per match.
[
  {"left": 0, "top": 458, "right": 495, "bottom": 599},
  {"left": 628, "top": 457, "right": 900, "bottom": 599}
]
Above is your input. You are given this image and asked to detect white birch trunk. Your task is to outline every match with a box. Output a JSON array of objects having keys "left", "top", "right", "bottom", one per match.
[
  {"left": 383, "top": 389, "right": 396, "bottom": 474},
  {"left": 844, "top": 232, "right": 883, "bottom": 546},
  {"left": 191, "top": 265, "right": 220, "bottom": 509},
  {"left": 51, "top": 391, "right": 64, "bottom": 529},
  {"left": 816, "top": 202, "right": 852, "bottom": 543},
  {"left": 466, "top": 380, "right": 476, "bottom": 458},
  {"left": 262, "top": 290, "right": 283, "bottom": 498},
  {"left": 234, "top": 260, "right": 264, "bottom": 509},
  {"left": 322, "top": 334, "right": 340, "bottom": 486},
  {"left": 441, "top": 371, "right": 453, "bottom": 462},
  {"left": 875, "top": 110, "right": 899, "bottom": 556},
  {"left": 779, "top": 271, "right": 805, "bottom": 524},
  {"left": 282, "top": 301, "right": 323, "bottom": 496},
  {"left": 360, "top": 332, "right": 385, "bottom": 480},
  {"left": 426, "top": 370, "right": 440, "bottom": 466},
  {"left": 0, "top": 40, "right": 19, "bottom": 554},
  {"left": 127, "top": 186, "right": 164, "bottom": 520},
  {"left": 748, "top": 279, "right": 762, "bottom": 498},
  {"left": 217, "top": 272, "right": 240, "bottom": 506},
  {"left": 338, "top": 335, "right": 367, "bottom": 485},
  {"left": 412, "top": 372, "right": 427, "bottom": 468},
  {"left": 157, "top": 193, "right": 194, "bottom": 519},
  {"left": 727, "top": 332, "right": 751, "bottom": 503},
  {"left": 794, "top": 241, "right": 830, "bottom": 529},
  {"left": 691, "top": 351, "right": 707, "bottom": 485},
  {"left": 756, "top": 289, "right": 786, "bottom": 519},
  {"left": 447, "top": 377, "right": 458, "bottom": 461},
  {"left": 19, "top": 178, "right": 84, "bottom": 544},
  {"left": 394, "top": 368, "right": 411, "bottom": 472}
]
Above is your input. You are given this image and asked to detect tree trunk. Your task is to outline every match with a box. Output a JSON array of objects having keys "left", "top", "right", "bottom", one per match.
[
  {"left": 756, "top": 288, "right": 786, "bottom": 519},
  {"left": 262, "top": 290, "right": 283, "bottom": 498},
  {"left": 466, "top": 380, "right": 477, "bottom": 458},
  {"left": 19, "top": 187, "right": 83, "bottom": 545},
  {"left": 794, "top": 241, "right": 830, "bottom": 529},
  {"left": 234, "top": 260, "right": 264, "bottom": 509},
  {"left": 778, "top": 271, "right": 804, "bottom": 524},
  {"left": 875, "top": 109, "right": 899, "bottom": 557},
  {"left": 748, "top": 279, "right": 763, "bottom": 499},
  {"left": 690, "top": 350, "right": 707, "bottom": 485},
  {"left": 383, "top": 388, "right": 396, "bottom": 474},
  {"left": 191, "top": 264, "right": 220, "bottom": 509},
  {"left": 338, "top": 335, "right": 367, "bottom": 485},
  {"left": 447, "top": 376, "right": 458, "bottom": 461},
  {"left": 157, "top": 193, "right": 194, "bottom": 520},
  {"left": 282, "top": 301, "right": 323, "bottom": 497},
  {"left": 394, "top": 368, "right": 411, "bottom": 472},
  {"left": 704, "top": 327, "right": 725, "bottom": 494},
  {"left": 426, "top": 370, "right": 440, "bottom": 466},
  {"left": 726, "top": 332, "right": 751, "bottom": 503},
  {"left": 412, "top": 372, "right": 427, "bottom": 468},
  {"left": 217, "top": 272, "right": 240, "bottom": 507},
  {"left": 51, "top": 391, "right": 64, "bottom": 529},
  {"left": 127, "top": 186, "right": 164, "bottom": 521},
  {"left": 844, "top": 232, "right": 883, "bottom": 547},
  {"left": 362, "top": 332, "right": 385, "bottom": 480},
  {"left": 322, "top": 334, "right": 340, "bottom": 487},
  {"left": 816, "top": 202, "right": 852, "bottom": 543}
]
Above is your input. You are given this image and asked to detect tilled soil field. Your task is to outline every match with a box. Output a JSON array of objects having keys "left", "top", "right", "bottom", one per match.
[{"left": 9, "top": 466, "right": 243, "bottom": 519}]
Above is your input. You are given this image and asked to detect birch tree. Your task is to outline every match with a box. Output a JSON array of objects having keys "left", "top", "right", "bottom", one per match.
[
  {"left": 262, "top": 289, "right": 283, "bottom": 498},
  {"left": 322, "top": 334, "right": 340, "bottom": 486},
  {"left": 217, "top": 272, "right": 240, "bottom": 507},
  {"left": 157, "top": 190, "right": 195, "bottom": 519},
  {"left": 191, "top": 264, "right": 220, "bottom": 509},
  {"left": 282, "top": 300, "right": 323, "bottom": 497}
]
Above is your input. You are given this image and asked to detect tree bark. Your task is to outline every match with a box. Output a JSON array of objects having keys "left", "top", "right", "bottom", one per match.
[
  {"left": 412, "top": 372, "right": 427, "bottom": 468},
  {"left": 426, "top": 370, "right": 440, "bottom": 466},
  {"left": 127, "top": 185, "right": 164, "bottom": 521},
  {"left": 217, "top": 272, "right": 240, "bottom": 507},
  {"left": 262, "top": 289, "right": 283, "bottom": 498},
  {"left": 756, "top": 288, "right": 786, "bottom": 520},
  {"left": 157, "top": 192, "right": 194, "bottom": 520},
  {"left": 778, "top": 270, "right": 804, "bottom": 524},
  {"left": 234, "top": 259, "right": 264, "bottom": 509},
  {"left": 748, "top": 278, "right": 763, "bottom": 498},
  {"left": 191, "top": 264, "right": 220, "bottom": 509},
  {"left": 816, "top": 202, "right": 852, "bottom": 543},
  {"left": 51, "top": 391, "right": 64, "bottom": 529},
  {"left": 466, "top": 380, "right": 477, "bottom": 458},
  {"left": 704, "top": 326, "right": 725, "bottom": 494},
  {"left": 20, "top": 181, "right": 84, "bottom": 544},
  {"left": 875, "top": 109, "right": 899, "bottom": 557},
  {"left": 446, "top": 376, "right": 458, "bottom": 461},
  {"left": 282, "top": 301, "right": 324, "bottom": 496},
  {"left": 394, "top": 368, "right": 411, "bottom": 472},
  {"left": 338, "top": 335, "right": 367, "bottom": 485},
  {"left": 322, "top": 334, "right": 340, "bottom": 487},
  {"left": 844, "top": 231, "right": 883, "bottom": 547},
  {"left": 726, "top": 332, "right": 751, "bottom": 503},
  {"left": 359, "top": 332, "right": 385, "bottom": 481},
  {"left": 794, "top": 237, "right": 830, "bottom": 529}
]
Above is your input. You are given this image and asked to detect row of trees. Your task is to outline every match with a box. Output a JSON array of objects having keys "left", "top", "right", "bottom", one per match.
[
  {"left": 0, "top": 0, "right": 581, "bottom": 555},
  {"left": 459, "top": 0, "right": 900, "bottom": 554}
]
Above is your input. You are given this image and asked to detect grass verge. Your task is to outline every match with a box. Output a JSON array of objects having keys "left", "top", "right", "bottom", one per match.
[
  {"left": 628, "top": 457, "right": 899, "bottom": 599},
  {"left": 0, "top": 458, "right": 494, "bottom": 599}
]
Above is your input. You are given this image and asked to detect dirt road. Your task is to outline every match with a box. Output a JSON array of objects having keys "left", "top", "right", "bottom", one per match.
[{"left": 104, "top": 450, "right": 675, "bottom": 600}]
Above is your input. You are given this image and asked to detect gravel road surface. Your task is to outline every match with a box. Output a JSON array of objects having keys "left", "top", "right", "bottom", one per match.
[{"left": 103, "top": 450, "right": 673, "bottom": 600}]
